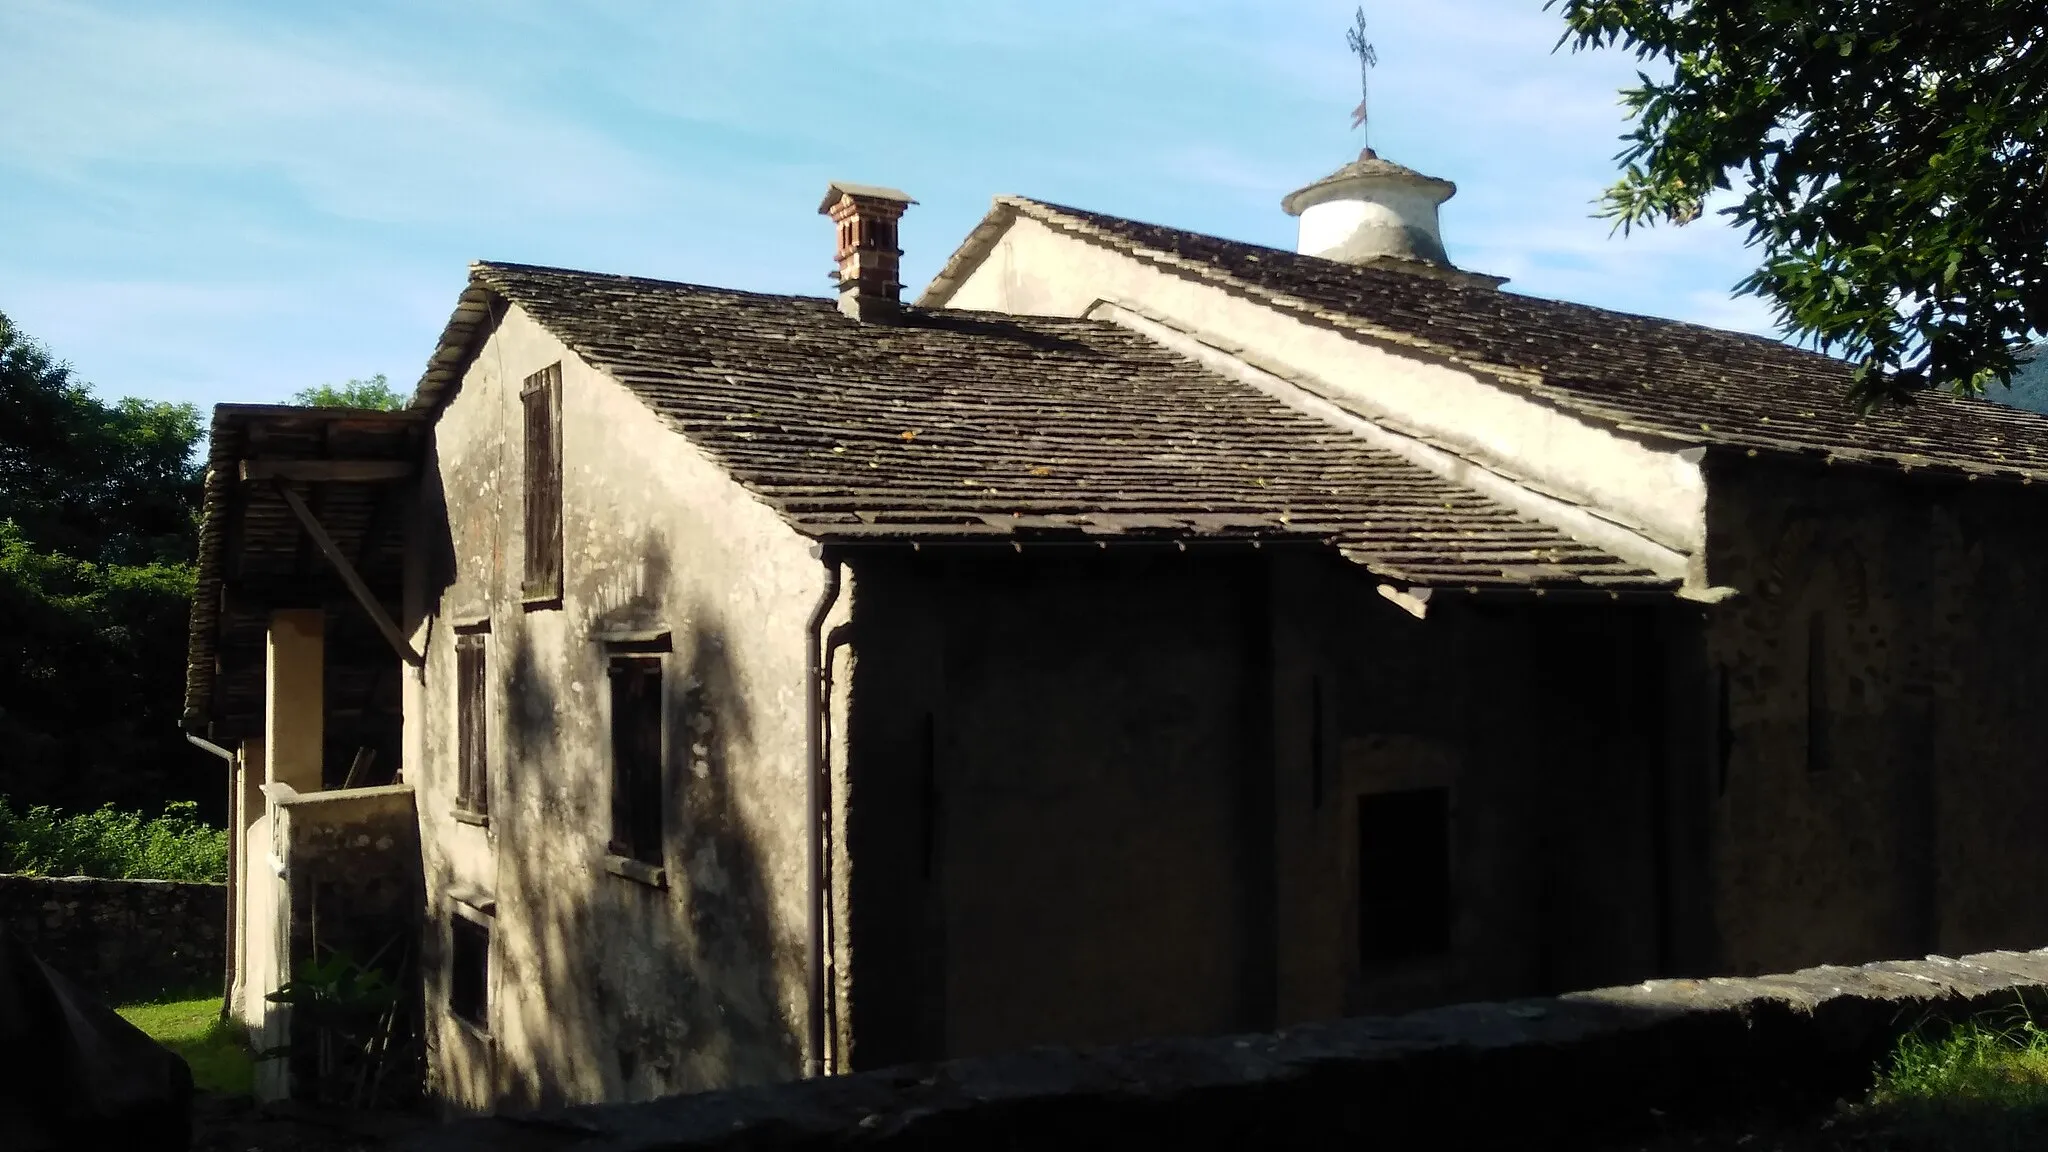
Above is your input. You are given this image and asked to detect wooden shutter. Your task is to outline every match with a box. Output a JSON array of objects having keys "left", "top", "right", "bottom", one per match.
[
  {"left": 522, "top": 365, "right": 563, "bottom": 600},
  {"left": 456, "top": 632, "right": 488, "bottom": 815},
  {"left": 608, "top": 656, "right": 663, "bottom": 864}
]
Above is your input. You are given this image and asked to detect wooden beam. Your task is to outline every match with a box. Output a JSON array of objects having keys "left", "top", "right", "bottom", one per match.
[
  {"left": 241, "top": 459, "right": 413, "bottom": 483},
  {"left": 275, "top": 483, "right": 424, "bottom": 667}
]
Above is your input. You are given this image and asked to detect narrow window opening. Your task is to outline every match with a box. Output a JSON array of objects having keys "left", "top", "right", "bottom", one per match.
[
  {"left": 1715, "top": 665, "right": 1733, "bottom": 797},
  {"left": 449, "top": 913, "right": 490, "bottom": 1029},
  {"left": 918, "top": 712, "right": 937, "bottom": 880},
  {"left": 455, "top": 631, "right": 488, "bottom": 815},
  {"left": 1356, "top": 787, "right": 1452, "bottom": 968},
  {"left": 608, "top": 655, "right": 664, "bottom": 866},
  {"left": 1309, "top": 676, "right": 1325, "bottom": 810},
  {"left": 1806, "top": 613, "right": 1830, "bottom": 774},
  {"left": 521, "top": 363, "right": 563, "bottom": 602}
]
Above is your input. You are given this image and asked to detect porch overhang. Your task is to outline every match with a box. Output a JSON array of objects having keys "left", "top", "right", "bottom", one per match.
[{"left": 181, "top": 404, "right": 428, "bottom": 763}]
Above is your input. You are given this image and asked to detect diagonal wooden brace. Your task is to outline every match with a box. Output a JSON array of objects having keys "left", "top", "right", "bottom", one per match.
[{"left": 275, "top": 482, "right": 424, "bottom": 667}]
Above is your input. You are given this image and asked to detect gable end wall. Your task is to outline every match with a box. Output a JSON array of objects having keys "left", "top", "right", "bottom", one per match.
[
  {"left": 403, "top": 302, "right": 838, "bottom": 1111},
  {"left": 934, "top": 214, "right": 1708, "bottom": 562}
]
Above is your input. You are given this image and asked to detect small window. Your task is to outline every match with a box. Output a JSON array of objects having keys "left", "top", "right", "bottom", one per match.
[
  {"left": 521, "top": 364, "right": 563, "bottom": 602},
  {"left": 1356, "top": 787, "right": 1452, "bottom": 968},
  {"left": 449, "top": 913, "right": 490, "bottom": 1029},
  {"left": 608, "top": 655, "right": 664, "bottom": 866},
  {"left": 455, "top": 631, "right": 488, "bottom": 815},
  {"left": 1806, "top": 613, "right": 1830, "bottom": 774}
]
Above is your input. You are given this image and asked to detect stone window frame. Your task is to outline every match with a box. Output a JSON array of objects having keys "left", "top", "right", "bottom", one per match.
[
  {"left": 452, "top": 618, "right": 492, "bottom": 824},
  {"left": 447, "top": 892, "right": 496, "bottom": 1038},
  {"left": 1338, "top": 735, "right": 1462, "bottom": 982},
  {"left": 601, "top": 630, "right": 673, "bottom": 888}
]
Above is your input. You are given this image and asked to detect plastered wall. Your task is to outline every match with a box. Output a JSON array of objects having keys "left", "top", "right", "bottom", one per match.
[{"left": 404, "top": 303, "right": 838, "bottom": 1111}]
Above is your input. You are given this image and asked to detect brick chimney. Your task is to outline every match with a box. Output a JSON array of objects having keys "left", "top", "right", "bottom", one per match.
[{"left": 819, "top": 181, "right": 916, "bottom": 321}]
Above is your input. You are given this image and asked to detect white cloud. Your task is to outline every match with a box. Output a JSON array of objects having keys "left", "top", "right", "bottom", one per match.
[
  {"left": 0, "top": 0, "right": 681, "bottom": 228},
  {"left": 0, "top": 0, "right": 1800, "bottom": 412}
]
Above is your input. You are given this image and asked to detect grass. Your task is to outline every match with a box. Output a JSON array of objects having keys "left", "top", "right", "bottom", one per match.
[
  {"left": 1847, "top": 1009, "right": 2048, "bottom": 1150},
  {"left": 1615, "top": 1008, "right": 2048, "bottom": 1151},
  {"left": 0, "top": 795, "right": 228, "bottom": 882},
  {"left": 115, "top": 993, "right": 253, "bottom": 1096}
]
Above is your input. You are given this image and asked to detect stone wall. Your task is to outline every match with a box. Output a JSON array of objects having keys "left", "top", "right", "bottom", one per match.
[
  {"left": 403, "top": 946, "right": 2048, "bottom": 1151},
  {"left": 0, "top": 873, "right": 225, "bottom": 1001},
  {"left": 1703, "top": 458, "right": 2048, "bottom": 975},
  {"left": 847, "top": 548, "right": 1271, "bottom": 1068}
]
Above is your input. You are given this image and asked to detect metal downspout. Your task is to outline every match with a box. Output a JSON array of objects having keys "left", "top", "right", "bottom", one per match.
[
  {"left": 184, "top": 732, "right": 237, "bottom": 1017},
  {"left": 804, "top": 545, "right": 844, "bottom": 1078}
]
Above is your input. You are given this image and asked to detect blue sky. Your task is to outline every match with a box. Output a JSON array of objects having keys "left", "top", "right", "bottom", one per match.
[{"left": 0, "top": 0, "right": 1779, "bottom": 411}]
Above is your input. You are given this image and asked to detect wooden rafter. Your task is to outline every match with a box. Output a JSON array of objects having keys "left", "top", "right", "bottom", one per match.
[
  {"left": 274, "top": 483, "right": 423, "bottom": 667},
  {"left": 241, "top": 459, "right": 414, "bottom": 483}
]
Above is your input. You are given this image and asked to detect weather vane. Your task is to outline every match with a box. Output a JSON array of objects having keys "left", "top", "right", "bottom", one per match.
[{"left": 1346, "top": 5, "right": 1377, "bottom": 143}]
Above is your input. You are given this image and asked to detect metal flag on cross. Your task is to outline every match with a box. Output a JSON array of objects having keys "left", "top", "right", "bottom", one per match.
[{"left": 1346, "top": 5, "right": 1377, "bottom": 139}]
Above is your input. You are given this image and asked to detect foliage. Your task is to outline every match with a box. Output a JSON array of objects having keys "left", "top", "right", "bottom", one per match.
[
  {"left": 1550, "top": 2, "right": 2048, "bottom": 408},
  {"left": 0, "top": 307, "right": 209, "bottom": 815},
  {"left": 1853, "top": 1009, "right": 2048, "bottom": 1149},
  {"left": 291, "top": 373, "right": 407, "bottom": 411},
  {"left": 0, "top": 795, "right": 227, "bottom": 882},
  {"left": 264, "top": 937, "right": 421, "bottom": 1109},
  {"left": 0, "top": 520, "right": 205, "bottom": 814},
  {"left": 0, "top": 310, "right": 203, "bottom": 567},
  {"left": 116, "top": 994, "right": 253, "bottom": 1096}
]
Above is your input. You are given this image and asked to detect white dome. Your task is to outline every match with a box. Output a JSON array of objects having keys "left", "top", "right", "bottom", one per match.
[{"left": 1281, "top": 149, "right": 1457, "bottom": 268}]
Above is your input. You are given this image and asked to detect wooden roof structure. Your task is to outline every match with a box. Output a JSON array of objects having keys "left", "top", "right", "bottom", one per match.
[{"left": 182, "top": 405, "right": 426, "bottom": 784}]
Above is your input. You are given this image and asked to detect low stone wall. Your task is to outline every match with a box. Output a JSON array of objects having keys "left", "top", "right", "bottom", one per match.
[
  {"left": 403, "top": 947, "right": 2048, "bottom": 1151},
  {"left": 0, "top": 873, "right": 226, "bottom": 1002}
]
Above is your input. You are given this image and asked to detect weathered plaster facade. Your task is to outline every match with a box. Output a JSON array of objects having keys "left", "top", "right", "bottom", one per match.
[{"left": 405, "top": 303, "right": 844, "bottom": 1111}]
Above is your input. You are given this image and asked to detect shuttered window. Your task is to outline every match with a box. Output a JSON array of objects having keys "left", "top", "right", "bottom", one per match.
[
  {"left": 521, "top": 364, "right": 563, "bottom": 602},
  {"left": 455, "top": 631, "right": 488, "bottom": 815},
  {"left": 608, "top": 655, "right": 664, "bottom": 865}
]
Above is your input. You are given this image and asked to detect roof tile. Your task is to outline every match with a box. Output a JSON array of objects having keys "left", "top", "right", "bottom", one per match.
[{"left": 469, "top": 261, "right": 1668, "bottom": 590}]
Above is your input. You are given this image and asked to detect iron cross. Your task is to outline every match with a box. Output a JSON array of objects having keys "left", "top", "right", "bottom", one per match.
[{"left": 1346, "top": 5, "right": 1377, "bottom": 140}]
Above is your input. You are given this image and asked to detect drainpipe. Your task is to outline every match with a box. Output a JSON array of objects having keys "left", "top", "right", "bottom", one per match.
[
  {"left": 185, "top": 732, "right": 237, "bottom": 1017},
  {"left": 804, "top": 544, "right": 844, "bottom": 1079}
]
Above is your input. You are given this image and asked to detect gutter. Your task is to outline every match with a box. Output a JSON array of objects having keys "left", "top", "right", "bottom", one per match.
[{"left": 804, "top": 545, "right": 844, "bottom": 1079}]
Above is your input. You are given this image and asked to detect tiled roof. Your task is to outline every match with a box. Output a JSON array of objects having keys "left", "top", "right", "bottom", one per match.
[
  {"left": 441, "top": 261, "right": 1669, "bottom": 590},
  {"left": 184, "top": 405, "right": 421, "bottom": 744},
  {"left": 957, "top": 197, "right": 2048, "bottom": 482}
]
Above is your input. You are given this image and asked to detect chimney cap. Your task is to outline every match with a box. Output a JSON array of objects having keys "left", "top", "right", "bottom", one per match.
[{"left": 819, "top": 182, "right": 918, "bottom": 214}]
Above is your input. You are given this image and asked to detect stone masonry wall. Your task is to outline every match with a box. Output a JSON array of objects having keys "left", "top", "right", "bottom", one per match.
[
  {"left": 404, "top": 946, "right": 2048, "bottom": 1151},
  {"left": 0, "top": 873, "right": 225, "bottom": 1001}
]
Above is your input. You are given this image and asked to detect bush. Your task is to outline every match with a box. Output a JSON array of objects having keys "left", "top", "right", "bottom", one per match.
[{"left": 0, "top": 796, "right": 227, "bottom": 882}]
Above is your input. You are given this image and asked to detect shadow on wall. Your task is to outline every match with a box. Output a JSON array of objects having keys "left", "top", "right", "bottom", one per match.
[{"left": 486, "top": 530, "right": 799, "bottom": 1110}]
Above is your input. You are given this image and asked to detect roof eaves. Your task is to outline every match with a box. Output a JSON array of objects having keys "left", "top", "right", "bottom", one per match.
[
  {"left": 409, "top": 272, "right": 500, "bottom": 414},
  {"left": 1007, "top": 197, "right": 1540, "bottom": 388},
  {"left": 1003, "top": 199, "right": 2048, "bottom": 484},
  {"left": 916, "top": 197, "right": 1024, "bottom": 308},
  {"left": 181, "top": 404, "right": 426, "bottom": 739}
]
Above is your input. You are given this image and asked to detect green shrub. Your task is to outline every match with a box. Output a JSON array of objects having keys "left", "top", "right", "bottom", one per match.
[{"left": 0, "top": 796, "right": 227, "bottom": 882}]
